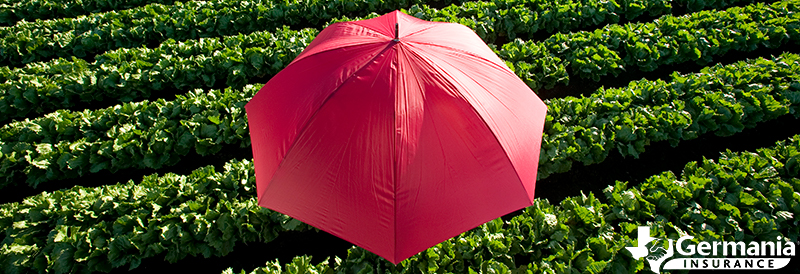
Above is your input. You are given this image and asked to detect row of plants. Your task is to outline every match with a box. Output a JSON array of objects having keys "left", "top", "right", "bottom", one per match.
[
  {"left": 0, "top": 0, "right": 461, "bottom": 66},
  {"left": 2, "top": 50, "right": 796, "bottom": 198},
  {"left": 0, "top": 79, "right": 257, "bottom": 144},
  {"left": 0, "top": 0, "right": 245, "bottom": 61},
  {"left": 224, "top": 134, "right": 800, "bottom": 273},
  {"left": 0, "top": 26, "right": 315, "bottom": 122},
  {"left": 0, "top": 159, "right": 311, "bottom": 274},
  {"left": 0, "top": 84, "right": 260, "bottom": 188},
  {"left": 491, "top": 0, "right": 759, "bottom": 14},
  {"left": 3, "top": 0, "right": 796, "bottom": 122},
  {"left": 0, "top": 0, "right": 177, "bottom": 26},
  {"left": 0, "top": 0, "right": 250, "bottom": 34}
]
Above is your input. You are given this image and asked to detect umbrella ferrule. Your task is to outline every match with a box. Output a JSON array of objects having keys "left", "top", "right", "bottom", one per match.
[{"left": 393, "top": 23, "right": 399, "bottom": 42}]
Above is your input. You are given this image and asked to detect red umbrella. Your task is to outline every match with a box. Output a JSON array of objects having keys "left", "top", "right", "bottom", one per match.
[{"left": 245, "top": 10, "right": 547, "bottom": 264}]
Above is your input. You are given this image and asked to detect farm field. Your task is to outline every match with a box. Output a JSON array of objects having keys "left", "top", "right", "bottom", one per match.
[{"left": 0, "top": 0, "right": 799, "bottom": 273}]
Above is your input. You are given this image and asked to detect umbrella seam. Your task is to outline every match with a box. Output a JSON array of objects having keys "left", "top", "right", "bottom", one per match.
[
  {"left": 290, "top": 22, "right": 391, "bottom": 65},
  {"left": 403, "top": 43, "right": 534, "bottom": 202},
  {"left": 402, "top": 25, "right": 439, "bottom": 39},
  {"left": 395, "top": 11, "right": 446, "bottom": 39},
  {"left": 393, "top": 43, "right": 399, "bottom": 265},
  {"left": 406, "top": 41, "right": 515, "bottom": 79},
  {"left": 392, "top": 13, "right": 404, "bottom": 259},
  {"left": 261, "top": 41, "right": 399, "bottom": 208},
  {"left": 345, "top": 21, "right": 394, "bottom": 40},
  {"left": 290, "top": 39, "right": 388, "bottom": 66}
]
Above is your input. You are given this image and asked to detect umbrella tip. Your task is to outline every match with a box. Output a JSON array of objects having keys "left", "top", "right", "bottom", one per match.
[{"left": 393, "top": 23, "right": 399, "bottom": 42}]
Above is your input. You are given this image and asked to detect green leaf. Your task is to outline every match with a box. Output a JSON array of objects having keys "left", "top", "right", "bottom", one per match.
[
  {"left": 208, "top": 115, "right": 221, "bottom": 125},
  {"left": 739, "top": 192, "right": 758, "bottom": 206},
  {"left": 51, "top": 244, "right": 75, "bottom": 274},
  {"left": 281, "top": 218, "right": 303, "bottom": 231},
  {"left": 586, "top": 261, "right": 608, "bottom": 274},
  {"left": 617, "top": 125, "right": 635, "bottom": 142},
  {"left": 28, "top": 158, "right": 50, "bottom": 169},
  {"left": 200, "top": 124, "right": 217, "bottom": 138}
]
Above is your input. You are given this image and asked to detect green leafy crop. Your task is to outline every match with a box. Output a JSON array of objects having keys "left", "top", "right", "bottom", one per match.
[
  {"left": 0, "top": 159, "right": 309, "bottom": 274},
  {"left": 227, "top": 135, "right": 800, "bottom": 273}
]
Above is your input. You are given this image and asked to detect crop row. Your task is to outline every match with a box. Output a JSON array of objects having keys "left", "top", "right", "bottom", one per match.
[
  {"left": 2, "top": 51, "right": 797, "bottom": 196},
  {"left": 0, "top": 0, "right": 176, "bottom": 26},
  {"left": 3, "top": 132, "right": 797, "bottom": 273},
  {"left": 226, "top": 134, "right": 800, "bottom": 273},
  {"left": 2, "top": 0, "right": 796, "bottom": 122},
  {"left": 0, "top": 0, "right": 454, "bottom": 66},
  {"left": 0, "top": 0, "right": 761, "bottom": 67},
  {"left": 0, "top": 84, "right": 260, "bottom": 188},
  {"left": 0, "top": 159, "right": 311, "bottom": 274},
  {"left": 0, "top": 26, "right": 315, "bottom": 122}
]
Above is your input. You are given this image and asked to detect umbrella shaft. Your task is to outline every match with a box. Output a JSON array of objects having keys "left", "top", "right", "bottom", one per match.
[{"left": 394, "top": 23, "right": 399, "bottom": 42}]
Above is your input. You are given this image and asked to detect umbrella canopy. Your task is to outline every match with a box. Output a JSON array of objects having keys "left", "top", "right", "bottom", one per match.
[{"left": 245, "top": 10, "right": 547, "bottom": 264}]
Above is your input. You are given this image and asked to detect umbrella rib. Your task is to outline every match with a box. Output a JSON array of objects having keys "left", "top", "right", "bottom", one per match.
[
  {"left": 401, "top": 24, "right": 438, "bottom": 39},
  {"left": 261, "top": 42, "right": 399, "bottom": 203},
  {"left": 290, "top": 39, "right": 387, "bottom": 66},
  {"left": 393, "top": 45, "right": 400, "bottom": 264}
]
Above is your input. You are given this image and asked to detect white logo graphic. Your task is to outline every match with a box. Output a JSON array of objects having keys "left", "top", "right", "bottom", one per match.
[
  {"left": 626, "top": 226, "right": 796, "bottom": 273},
  {"left": 625, "top": 226, "right": 674, "bottom": 273}
]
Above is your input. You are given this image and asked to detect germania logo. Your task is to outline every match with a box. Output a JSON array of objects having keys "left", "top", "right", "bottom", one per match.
[{"left": 625, "top": 226, "right": 796, "bottom": 273}]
